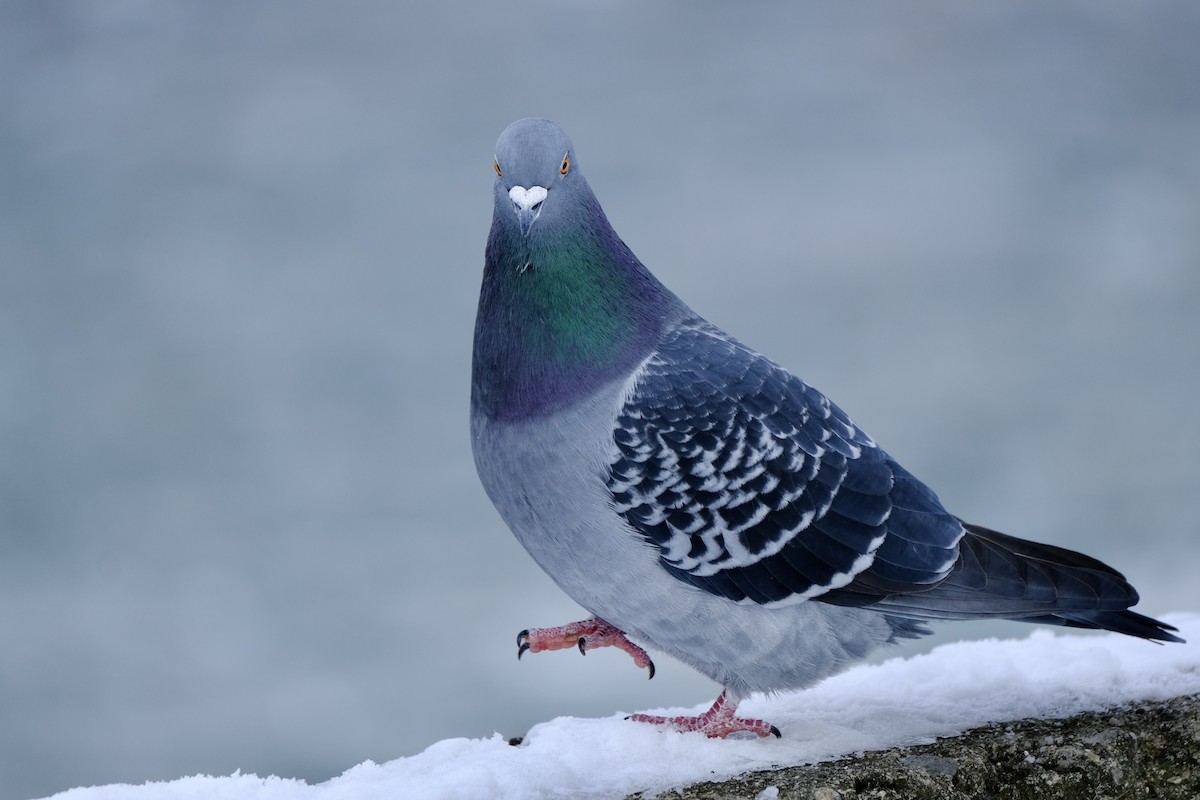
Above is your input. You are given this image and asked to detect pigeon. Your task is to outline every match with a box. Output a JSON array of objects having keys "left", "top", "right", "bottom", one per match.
[{"left": 470, "top": 117, "right": 1182, "bottom": 738}]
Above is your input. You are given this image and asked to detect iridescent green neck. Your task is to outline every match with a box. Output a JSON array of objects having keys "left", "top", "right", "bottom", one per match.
[
  {"left": 520, "top": 232, "right": 634, "bottom": 364},
  {"left": 472, "top": 204, "right": 677, "bottom": 422}
]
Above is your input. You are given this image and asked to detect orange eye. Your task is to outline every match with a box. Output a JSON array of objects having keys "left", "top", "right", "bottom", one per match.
[
  {"left": 560, "top": 153, "right": 570, "bottom": 175},
  {"left": 493, "top": 160, "right": 502, "bottom": 177}
]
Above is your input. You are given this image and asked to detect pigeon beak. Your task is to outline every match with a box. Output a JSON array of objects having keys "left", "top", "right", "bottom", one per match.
[{"left": 509, "top": 185, "right": 548, "bottom": 236}]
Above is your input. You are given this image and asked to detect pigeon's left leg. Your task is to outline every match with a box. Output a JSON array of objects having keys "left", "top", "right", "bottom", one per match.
[
  {"left": 628, "top": 689, "right": 780, "bottom": 738},
  {"left": 516, "top": 617, "right": 655, "bottom": 678}
]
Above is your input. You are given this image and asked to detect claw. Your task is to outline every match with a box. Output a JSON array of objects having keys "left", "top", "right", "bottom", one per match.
[
  {"left": 769, "top": 725, "right": 781, "bottom": 738},
  {"left": 577, "top": 637, "right": 587, "bottom": 655},
  {"left": 517, "top": 629, "right": 530, "bottom": 660},
  {"left": 647, "top": 659, "right": 656, "bottom": 680}
]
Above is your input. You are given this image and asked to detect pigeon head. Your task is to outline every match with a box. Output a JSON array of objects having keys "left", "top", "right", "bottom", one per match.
[{"left": 492, "top": 118, "right": 582, "bottom": 238}]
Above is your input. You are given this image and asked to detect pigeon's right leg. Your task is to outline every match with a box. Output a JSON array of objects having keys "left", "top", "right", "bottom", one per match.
[{"left": 516, "top": 617, "right": 655, "bottom": 679}]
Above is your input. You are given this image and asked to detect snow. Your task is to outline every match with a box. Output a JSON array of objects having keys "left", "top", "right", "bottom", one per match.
[{"left": 45, "top": 613, "right": 1200, "bottom": 800}]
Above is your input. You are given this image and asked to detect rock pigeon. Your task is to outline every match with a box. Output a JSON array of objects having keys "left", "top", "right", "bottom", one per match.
[{"left": 470, "top": 117, "right": 1181, "bottom": 738}]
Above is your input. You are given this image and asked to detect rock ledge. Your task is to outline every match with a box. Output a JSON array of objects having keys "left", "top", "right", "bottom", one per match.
[{"left": 638, "top": 693, "right": 1200, "bottom": 800}]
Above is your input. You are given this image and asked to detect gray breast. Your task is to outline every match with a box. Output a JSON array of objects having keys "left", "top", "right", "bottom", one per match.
[{"left": 470, "top": 376, "right": 665, "bottom": 615}]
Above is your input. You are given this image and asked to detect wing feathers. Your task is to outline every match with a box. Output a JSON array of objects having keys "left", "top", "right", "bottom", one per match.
[{"left": 609, "top": 321, "right": 959, "bottom": 605}]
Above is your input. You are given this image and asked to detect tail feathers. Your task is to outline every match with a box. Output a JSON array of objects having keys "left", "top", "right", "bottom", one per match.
[
  {"left": 875, "top": 522, "right": 1183, "bottom": 643},
  {"left": 1025, "top": 609, "right": 1183, "bottom": 643}
]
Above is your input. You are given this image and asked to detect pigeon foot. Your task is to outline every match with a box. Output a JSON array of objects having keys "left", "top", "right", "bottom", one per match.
[
  {"left": 628, "top": 689, "right": 780, "bottom": 738},
  {"left": 516, "top": 617, "right": 655, "bottom": 678}
]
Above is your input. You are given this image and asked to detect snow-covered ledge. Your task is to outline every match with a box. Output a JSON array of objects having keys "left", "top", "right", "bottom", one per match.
[
  {"left": 45, "top": 614, "right": 1200, "bottom": 800},
  {"left": 652, "top": 693, "right": 1199, "bottom": 799}
]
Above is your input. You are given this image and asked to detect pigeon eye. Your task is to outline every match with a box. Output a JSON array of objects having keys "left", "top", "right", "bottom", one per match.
[
  {"left": 493, "top": 160, "right": 502, "bottom": 177},
  {"left": 560, "top": 154, "right": 570, "bottom": 176}
]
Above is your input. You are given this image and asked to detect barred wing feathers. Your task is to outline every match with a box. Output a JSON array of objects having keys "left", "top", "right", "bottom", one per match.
[{"left": 607, "top": 321, "right": 965, "bottom": 607}]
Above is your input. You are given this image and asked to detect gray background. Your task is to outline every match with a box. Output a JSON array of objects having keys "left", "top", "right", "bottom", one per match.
[{"left": 3, "top": 2, "right": 1198, "bottom": 798}]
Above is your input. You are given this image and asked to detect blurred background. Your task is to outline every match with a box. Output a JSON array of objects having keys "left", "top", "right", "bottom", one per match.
[{"left": 3, "top": 1, "right": 1198, "bottom": 797}]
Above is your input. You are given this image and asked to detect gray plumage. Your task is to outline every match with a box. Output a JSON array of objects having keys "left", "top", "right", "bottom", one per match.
[{"left": 471, "top": 118, "right": 1180, "bottom": 730}]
